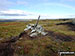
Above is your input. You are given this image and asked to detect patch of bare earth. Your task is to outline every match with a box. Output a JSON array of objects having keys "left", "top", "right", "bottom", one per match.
[
  {"left": 47, "top": 31, "right": 75, "bottom": 42},
  {"left": 0, "top": 31, "right": 27, "bottom": 56},
  {"left": 56, "top": 22, "right": 75, "bottom": 31}
]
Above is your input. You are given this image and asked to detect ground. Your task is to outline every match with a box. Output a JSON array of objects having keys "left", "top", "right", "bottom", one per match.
[{"left": 0, "top": 19, "right": 75, "bottom": 56}]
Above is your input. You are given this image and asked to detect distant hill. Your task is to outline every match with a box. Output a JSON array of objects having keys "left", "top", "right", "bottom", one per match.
[{"left": 0, "top": 19, "right": 32, "bottom": 22}]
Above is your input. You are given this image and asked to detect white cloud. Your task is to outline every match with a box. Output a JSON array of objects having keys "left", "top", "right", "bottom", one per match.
[
  {"left": 0, "top": 9, "right": 50, "bottom": 19},
  {"left": 0, "top": 9, "right": 36, "bottom": 16},
  {"left": 0, "top": 9, "right": 75, "bottom": 19},
  {"left": 0, "top": 9, "right": 40, "bottom": 19},
  {"left": 0, "top": 9, "right": 28, "bottom": 14}
]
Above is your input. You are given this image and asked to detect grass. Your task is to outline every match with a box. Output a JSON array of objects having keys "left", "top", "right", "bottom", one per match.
[{"left": 0, "top": 19, "right": 75, "bottom": 56}]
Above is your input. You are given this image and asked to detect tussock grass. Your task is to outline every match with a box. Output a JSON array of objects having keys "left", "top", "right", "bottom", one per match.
[{"left": 0, "top": 19, "right": 75, "bottom": 56}]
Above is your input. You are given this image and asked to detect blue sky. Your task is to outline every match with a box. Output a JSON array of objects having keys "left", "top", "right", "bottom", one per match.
[{"left": 0, "top": 0, "right": 75, "bottom": 19}]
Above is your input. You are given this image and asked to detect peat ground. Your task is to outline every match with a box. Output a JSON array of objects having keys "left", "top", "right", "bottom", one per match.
[
  {"left": 0, "top": 30, "right": 75, "bottom": 56},
  {"left": 0, "top": 20, "right": 75, "bottom": 56}
]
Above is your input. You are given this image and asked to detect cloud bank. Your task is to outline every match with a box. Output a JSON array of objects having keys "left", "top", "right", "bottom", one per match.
[{"left": 0, "top": 9, "right": 75, "bottom": 19}]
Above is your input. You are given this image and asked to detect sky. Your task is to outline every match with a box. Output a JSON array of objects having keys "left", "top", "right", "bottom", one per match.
[{"left": 0, "top": 0, "right": 75, "bottom": 19}]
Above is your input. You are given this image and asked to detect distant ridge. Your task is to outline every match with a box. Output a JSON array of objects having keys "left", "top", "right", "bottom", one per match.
[{"left": 0, "top": 19, "right": 32, "bottom": 22}]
